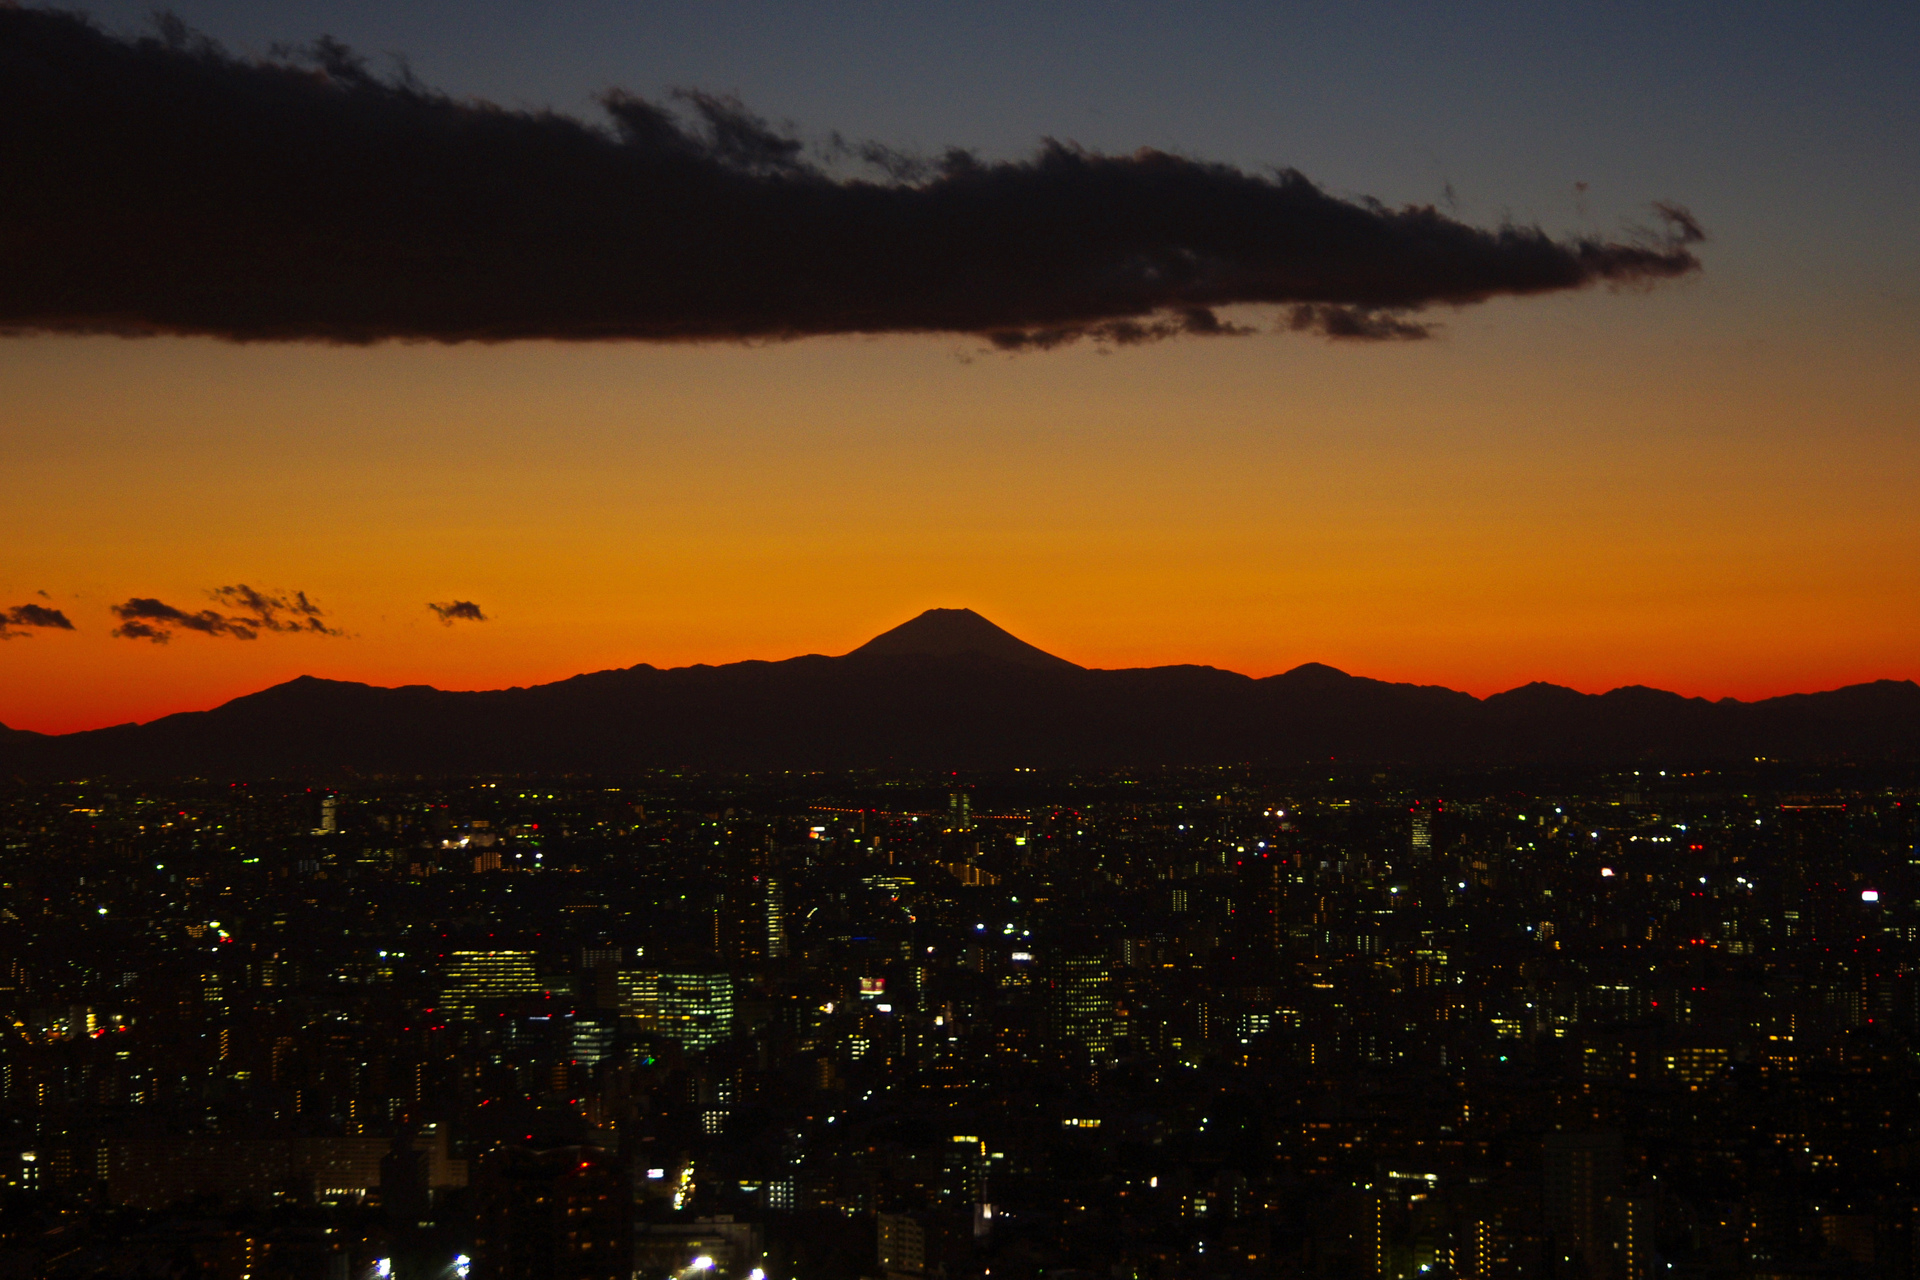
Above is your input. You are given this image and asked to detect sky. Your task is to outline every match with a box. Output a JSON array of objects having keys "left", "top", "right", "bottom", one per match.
[{"left": 3, "top": 1, "right": 1918, "bottom": 734}]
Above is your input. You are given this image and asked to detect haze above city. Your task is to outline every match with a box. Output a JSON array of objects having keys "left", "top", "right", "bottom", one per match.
[{"left": 3, "top": 0, "right": 1917, "bottom": 738}]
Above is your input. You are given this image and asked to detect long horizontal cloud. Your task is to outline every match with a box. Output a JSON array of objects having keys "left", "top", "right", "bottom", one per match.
[
  {"left": 0, "top": 10, "right": 1703, "bottom": 346},
  {"left": 0, "top": 603, "right": 75, "bottom": 639},
  {"left": 110, "top": 586, "right": 343, "bottom": 642}
]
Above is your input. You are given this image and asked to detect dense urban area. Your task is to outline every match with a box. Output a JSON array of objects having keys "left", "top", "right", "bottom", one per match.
[{"left": 1, "top": 761, "right": 1917, "bottom": 1280}]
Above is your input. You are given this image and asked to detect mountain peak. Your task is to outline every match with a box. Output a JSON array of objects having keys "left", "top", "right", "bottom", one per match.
[{"left": 845, "top": 608, "right": 1081, "bottom": 671}]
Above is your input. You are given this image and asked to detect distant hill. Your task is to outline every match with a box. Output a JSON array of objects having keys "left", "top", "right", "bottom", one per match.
[{"left": 2, "top": 609, "right": 1917, "bottom": 777}]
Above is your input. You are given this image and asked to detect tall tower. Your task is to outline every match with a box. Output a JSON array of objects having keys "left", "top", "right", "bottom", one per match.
[{"left": 766, "top": 878, "right": 788, "bottom": 959}]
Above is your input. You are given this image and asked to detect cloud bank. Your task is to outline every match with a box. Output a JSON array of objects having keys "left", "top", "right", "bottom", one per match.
[
  {"left": 0, "top": 9, "right": 1703, "bottom": 347},
  {"left": 0, "top": 603, "right": 75, "bottom": 638},
  {"left": 428, "top": 601, "right": 488, "bottom": 625},
  {"left": 111, "top": 586, "right": 343, "bottom": 642}
]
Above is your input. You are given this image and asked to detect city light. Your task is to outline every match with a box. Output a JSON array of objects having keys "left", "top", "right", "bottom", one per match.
[{"left": 2, "top": 758, "right": 1909, "bottom": 1275}]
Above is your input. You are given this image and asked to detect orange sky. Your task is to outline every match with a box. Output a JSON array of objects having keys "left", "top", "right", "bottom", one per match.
[{"left": 4, "top": 282, "right": 1918, "bottom": 736}]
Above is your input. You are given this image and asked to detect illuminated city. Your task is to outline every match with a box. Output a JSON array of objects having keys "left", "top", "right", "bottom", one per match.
[{"left": 2, "top": 760, "right": 1918, "bottom": 1276}]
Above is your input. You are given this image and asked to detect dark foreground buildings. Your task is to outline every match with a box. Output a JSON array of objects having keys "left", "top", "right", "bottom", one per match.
[{"left": 1, "top": 761, "right": 1918, "bottom": 1279}]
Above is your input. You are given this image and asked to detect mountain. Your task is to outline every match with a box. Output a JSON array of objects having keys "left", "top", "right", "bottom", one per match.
[
  {"left": 845, "top": 607, "right": 1080, "bottom": 671},
  {"left": 2, "top": 609, "right": 1916, "bottom": 777}
]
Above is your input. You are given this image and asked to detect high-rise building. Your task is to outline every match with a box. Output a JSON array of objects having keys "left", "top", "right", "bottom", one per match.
[
  {"left": 439, "top": 952, "right": 543, "bottom": 1021},
  {"left": 878, "top": 1212, "right": 929, "bottom": 1280},
  {"left": 717, "top": 877, "right": 787, "bottom": 966},
  {"left": 613, "top": 969, "right": 660, "bottom": 1027},
  {"left": 943, "top": 1136, "right": 986, "bottom": 1203},
  {"left": 571, "top": 1017, "right": 617, "bottom": 1068},
  {"left": 1366, "top": 1185, "right": 1390, "bottom": 1277},
  {"left": 1543, "top": 1131, "right": 1621, "bottom": 1267},
  {"left": 656, "top": 973, "right": 734, "bottom": 1051},
  {"left": 1047, "top": 951, "right": 1115, "bottom": 1053},
  {"left": 1617, "top": 1195, "right": 1656, "bottom": 1280},
  {"left": 766, "top": 877, "right": 787, "bottom": 959}
]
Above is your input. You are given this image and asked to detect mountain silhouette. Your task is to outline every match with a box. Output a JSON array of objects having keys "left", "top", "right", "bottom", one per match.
[
  {"left": 2, "top": 609, "right": 1916, "bottom": 777},
  {"left": 846, "top": 607, "right": 1080, "bottom": 670}
]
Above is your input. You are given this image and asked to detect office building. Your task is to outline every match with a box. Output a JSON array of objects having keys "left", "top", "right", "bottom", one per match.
[
  {"left": 439, "top": 952, "right": 543, "bottom": 1021},
  {"left": 1047, "top": 951, "right": 1115, "bottom": 1054},
  {"left": 656, "top": 972, "right": 734, "bottom": 1051}
]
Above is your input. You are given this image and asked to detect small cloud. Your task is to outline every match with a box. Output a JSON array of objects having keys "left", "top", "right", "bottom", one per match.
[
  {"left": 1287, "top": 304, "right": 1433, "bottom": 341},
  {"left": 209, "top": 584, "right": 342, "bottom": 634},
  {"left": 0, "top": 602, "right": 76, "bottom": 639},
  {"left": 110, "top": 585, "right": 343, "bottom": 642},
  {"left": 110, "top": 598, "right": 226, "bottom": 643},
  {"left": 428, "top": 600, "right": 488, "bottom": 625}
]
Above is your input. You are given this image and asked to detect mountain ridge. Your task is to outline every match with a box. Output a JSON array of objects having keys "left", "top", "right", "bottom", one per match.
[{"left": 2, "top": 610, "right": 1916, "bottom": 776}]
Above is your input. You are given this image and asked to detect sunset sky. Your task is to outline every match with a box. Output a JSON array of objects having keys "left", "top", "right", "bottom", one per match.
[{"left": 4, "top": 1, "right": 1917, "bottom": 735}]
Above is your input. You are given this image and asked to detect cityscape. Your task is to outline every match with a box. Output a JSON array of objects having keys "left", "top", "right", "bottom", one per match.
[
  {"left": 6, "top": 2, "right": 1918, "bottom": 1278},
  {"left": 3, "top": 761, "right": 1916, "bottom": 1278}
]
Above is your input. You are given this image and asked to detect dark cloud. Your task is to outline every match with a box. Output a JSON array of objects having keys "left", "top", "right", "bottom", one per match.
[
  {"left": 1287, "top": 305, "right": 1433, "bottom": 341},
  {"left": 110, "top": 586, "right": 343, "bottom": 643},
  {"left": 428, "top": 601, "right": 489, "bottom": 625},
  {"left": 0, "top": 603, "right": 76, "bottom": 638},
  {"left": 209, "top": 584, "right": 340, "bottom": 634},
  {"left": 0, "top": 9, "right": 1703, "bottom": 348}
]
